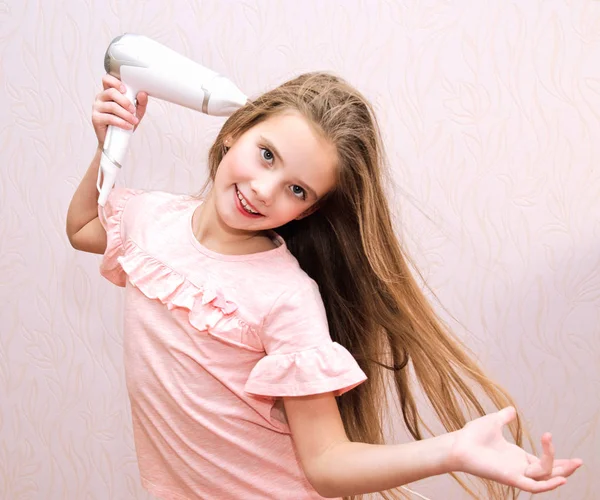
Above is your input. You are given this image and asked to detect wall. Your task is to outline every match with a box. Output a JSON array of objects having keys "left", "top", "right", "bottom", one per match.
[{"left": 1, "top": 0, "right": 598, "bottom": 498}]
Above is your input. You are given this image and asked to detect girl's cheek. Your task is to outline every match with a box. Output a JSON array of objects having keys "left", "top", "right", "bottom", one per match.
[{"left": 242, "top": 159, "right": 261, "bottom": 176}]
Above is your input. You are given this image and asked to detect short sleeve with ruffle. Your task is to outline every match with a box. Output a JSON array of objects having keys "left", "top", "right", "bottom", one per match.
[
  {"left": 97, "top": 187, "right": 143, "bottom": 287},
  {"left": 245, "top": 281, "right": 367, "bottom": 398}
]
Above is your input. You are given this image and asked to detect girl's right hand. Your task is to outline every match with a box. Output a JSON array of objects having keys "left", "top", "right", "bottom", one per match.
[{"left": 92, "top": 73, "right": 149, "bottom": 146}]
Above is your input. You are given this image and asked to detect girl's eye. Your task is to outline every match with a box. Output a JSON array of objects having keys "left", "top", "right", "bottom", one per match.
[
  {"left": 260, "top": 147, "right": 274, "bottom": 163},
  {"left": 290, "top": 185, "right": 306, "bottom": 200}
]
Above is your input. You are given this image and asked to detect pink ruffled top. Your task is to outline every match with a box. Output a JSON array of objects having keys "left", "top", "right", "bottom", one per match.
[{"left": 98, "top": 188, "right": 367, "bottom": 500}]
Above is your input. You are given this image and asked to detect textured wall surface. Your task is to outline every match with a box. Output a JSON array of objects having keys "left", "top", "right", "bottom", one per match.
[{"left": 1, "top": 0, "right": 598, "bottom": 499}]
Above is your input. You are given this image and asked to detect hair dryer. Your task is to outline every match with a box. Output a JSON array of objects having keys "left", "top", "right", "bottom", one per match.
[{"left": 98, "top": 33, "right": 248, "bottom": 206}]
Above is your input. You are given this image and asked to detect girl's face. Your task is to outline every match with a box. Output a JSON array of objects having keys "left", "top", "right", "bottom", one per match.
[{"left": 211, "top": 111, "right": 338, "bottom": 233}]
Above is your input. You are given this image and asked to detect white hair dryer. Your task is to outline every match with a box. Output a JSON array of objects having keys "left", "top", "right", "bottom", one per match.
[{"left": 98, "top": 33, "right": 248, "bottom": 206}]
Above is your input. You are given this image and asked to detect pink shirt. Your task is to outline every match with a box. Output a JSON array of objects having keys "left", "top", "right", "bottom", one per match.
[{"left": 99, "top": 188, "right": 367, "bottom": 500}]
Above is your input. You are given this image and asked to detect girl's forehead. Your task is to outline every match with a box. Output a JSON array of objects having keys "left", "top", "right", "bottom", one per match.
[{"left": 252, "top": 112, "right": 331, "bottom": 156}]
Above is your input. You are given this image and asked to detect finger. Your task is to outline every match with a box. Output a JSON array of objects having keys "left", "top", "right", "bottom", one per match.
[
  {"left": 539, "top": 433, "right": 555, "bottom": 475},
  {"left": 92, "top": 109, "right": 135, "bottom": 130},
  {"left": 497, "top": 406, "right": 517, "bottom": 426},
  {"left": 96, "top": 100, "right": 138, "bottom": 126},
  {"left": 102, "top": 73, "right": 126, "bottom": 93},
  {"left": 136, "top": 91, "right": 149, "bottom": 107},
  {"left": 526, "top": 456, "right": 583, "bottom": 480},
  {"left": 552, "top": 458, "right": 582, "bottom": 468},
  {"left": 98, "top": 88, "right": 138, "bottom": 115},
  {"left": 515, "top": 475, "right": 566, "bottom": 493},
  {"left": 525, "top": 434, "right": 555, "bottom": 480},
  {"left": 552, "top": 459, "right": 583, "bottom": 479},
  {"left": 135, "top": 91, "right": 149, "bottom": 120},
  {"left": 553, "top": 458, "right": 582, "bottom": 465}
]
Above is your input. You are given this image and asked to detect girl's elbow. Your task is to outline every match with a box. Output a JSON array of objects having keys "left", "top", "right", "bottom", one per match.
[
  {"left": 66, "top": 230, "right": 106, "bottom": 255},
  {"left": 66, "top": 229, "right": 81, "bottom": 250},
  {"left": 66, "top": 217, "right": 107, "bottom": 254},
  {"left": 305, "top": 466, "right": 340, "bottom": 498},
  {"left": 66, "top": 229, "right": 85, "bottom": 251},
  {"left": 316, "top": 486, "right": 341, "bottom": 499},
  {"left": 308, "top": 479, "right": 336, "bottom": 498}
]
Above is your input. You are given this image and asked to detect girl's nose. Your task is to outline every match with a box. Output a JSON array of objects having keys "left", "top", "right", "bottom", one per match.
[{"left": 250, "top": 176, "right": 276, "bottom": 207}]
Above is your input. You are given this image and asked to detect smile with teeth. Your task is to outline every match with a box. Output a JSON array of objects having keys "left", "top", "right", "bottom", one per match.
[{"left": 236, "top": 187, "right": 262, "bottom": 215}]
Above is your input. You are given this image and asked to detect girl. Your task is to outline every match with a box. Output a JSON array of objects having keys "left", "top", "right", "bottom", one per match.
[{"left": 66, "top": 72, "right": 582, "bottom": 500}]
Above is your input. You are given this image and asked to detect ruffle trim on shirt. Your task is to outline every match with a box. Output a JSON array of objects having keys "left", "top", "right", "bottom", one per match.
[
  {"left": 245, "top": 342, "right": 367, "bottom": 398},
  {"left": 99, "top": 188, "right": 143, "bottom": 288},
  {"left": 116, "top": 239, "right": 264, "bottom": 352}
]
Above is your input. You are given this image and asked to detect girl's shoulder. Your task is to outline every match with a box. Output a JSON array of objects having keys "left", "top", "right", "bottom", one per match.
[
  {"left": 118, "top": 188, "right": 196, "bottom": 216},
  {"left": 103, "top": 187, "right": 196, "bottom": 225},
  {"left": 106, "top": 188, "right": 198, "bottom": 236},
  {"left": 226, "top": 235, "right": 319, "bottom": 293}
]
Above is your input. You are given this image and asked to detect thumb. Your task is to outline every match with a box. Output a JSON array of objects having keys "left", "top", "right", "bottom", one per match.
[
  {"left": 497, "top": 406, "right": 517, "bottom": 426},
  {"left": 135, "top": 91, "right": 149, "bottom": 120}
]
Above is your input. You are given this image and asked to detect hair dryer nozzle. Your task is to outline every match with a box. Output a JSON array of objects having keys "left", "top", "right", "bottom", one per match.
[{"left": 205, "top": 77, "right": 249, "bottom": 116}]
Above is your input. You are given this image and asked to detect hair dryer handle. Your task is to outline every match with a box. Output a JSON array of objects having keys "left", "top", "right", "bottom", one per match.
[
  {"left": 97, "top": 151, "right": 121, "bottom": 206},
  {"left": 97, "top": 87, "right": 137, "bottom": 206}
]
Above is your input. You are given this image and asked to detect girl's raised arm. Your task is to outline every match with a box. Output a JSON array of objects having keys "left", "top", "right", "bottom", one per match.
[{"left": 66, "top": 74, "right": 147, "bottom": 254}]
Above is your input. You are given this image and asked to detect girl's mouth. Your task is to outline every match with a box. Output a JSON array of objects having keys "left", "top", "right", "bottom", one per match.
[{"left": 235, "top": 185, "right": 263, "bottom": 217}]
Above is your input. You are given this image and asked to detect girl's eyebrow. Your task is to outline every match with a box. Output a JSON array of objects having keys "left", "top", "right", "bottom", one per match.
[{"left": 259, "top": 135, "right": 318, "bottom": 199}]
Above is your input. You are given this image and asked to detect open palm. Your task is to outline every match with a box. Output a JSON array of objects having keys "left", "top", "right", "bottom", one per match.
[{"left": 451, "top": 407, "right": 583, "bottom": 493}]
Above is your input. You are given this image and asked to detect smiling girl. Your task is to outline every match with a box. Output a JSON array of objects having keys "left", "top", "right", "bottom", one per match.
[{"left": 66, "top": 72, "right": 582, "bottom": 500}]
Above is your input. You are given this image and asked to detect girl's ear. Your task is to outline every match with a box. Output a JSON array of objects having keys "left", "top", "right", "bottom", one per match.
[{"left": 223, "top": 136, "right": 233, "bottom": 153}]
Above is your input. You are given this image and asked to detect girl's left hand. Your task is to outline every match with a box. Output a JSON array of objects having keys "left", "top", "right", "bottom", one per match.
[{"left": 450, "top": 406, "right": 583, "bottom": 493}]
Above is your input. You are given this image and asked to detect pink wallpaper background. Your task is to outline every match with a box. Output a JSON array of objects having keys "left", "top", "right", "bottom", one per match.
[{"left": 1, "top": 1, "right": 598, "bottom": 498}]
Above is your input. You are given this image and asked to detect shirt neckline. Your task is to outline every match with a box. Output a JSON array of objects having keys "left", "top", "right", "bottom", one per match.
[{"left": 186, "top": 199, "right": 288, "bottom": 262}]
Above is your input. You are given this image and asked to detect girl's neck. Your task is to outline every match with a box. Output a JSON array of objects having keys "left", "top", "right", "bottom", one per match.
[{"left": 192, "top": 192, "right": 277, "bottom": 256}]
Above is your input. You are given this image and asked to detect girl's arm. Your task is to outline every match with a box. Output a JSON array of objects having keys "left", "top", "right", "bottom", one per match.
[
  {"left": 66, "top": 74, "right": 147, "bottom": 254},
  {"left": 66, "top": 146, "right": 107, "bottom": 254},
  {"left": 284, "top": 393, "right": 453, "bottom": 497},
  {"left": 284, "top": 393, "right": 582, "bottom": 498}
]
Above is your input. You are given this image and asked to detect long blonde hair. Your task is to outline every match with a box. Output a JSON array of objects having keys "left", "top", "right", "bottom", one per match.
[{"left": 205, "top": 73, "right": 526, "bottom": 499}]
